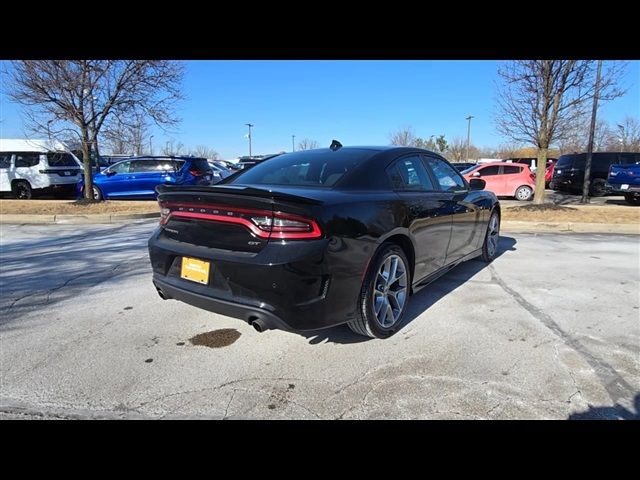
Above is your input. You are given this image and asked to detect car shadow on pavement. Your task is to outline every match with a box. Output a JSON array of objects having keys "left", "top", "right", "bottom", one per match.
[
  {"left": 0, "top": 222, "right": 155, "bottom": 328},
  {"left": 299, "top": 236, "right": 518, "bottom": 345},
  {"left": 568, "top": 393, "right": 640, "bottom": 420}
]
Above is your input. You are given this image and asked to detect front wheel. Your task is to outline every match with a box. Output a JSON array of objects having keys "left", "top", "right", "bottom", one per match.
[
  {"left": 347, "top": 243, "right": 411, "bottom": 339},
  {"left": 514, "top": 185, "right": 533, "bottom": 201},
  {"left": 624, "top": 192, "right": 640, "bottom": 206},
  {"left": 480, "top": 210, "right": 500, "bottom": 263}
]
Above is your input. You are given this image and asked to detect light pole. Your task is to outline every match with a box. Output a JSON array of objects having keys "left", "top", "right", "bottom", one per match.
[
  {"left": 292, "top": 135, "right": 296, "bottom": 152},
  {"left": 149, "top": 135, "right": 154, "bottom": 155},
  {"left": 245, "top": 123, "right": 254, "bottom": 157},
  {"left": 465, "top": 115, "right": 474, "bottom": 161},
  {"left": 617, "top": 124, "right": 625, "bottom": 150}
]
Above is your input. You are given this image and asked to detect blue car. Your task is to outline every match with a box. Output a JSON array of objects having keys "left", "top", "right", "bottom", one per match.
[{"left": 77, "top": 156, "right": 214, "bottom": 200}]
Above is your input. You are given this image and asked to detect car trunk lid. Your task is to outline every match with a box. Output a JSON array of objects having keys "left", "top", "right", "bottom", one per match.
[{"left": 156, "top": 184, "right": 324, "bottom": 253}]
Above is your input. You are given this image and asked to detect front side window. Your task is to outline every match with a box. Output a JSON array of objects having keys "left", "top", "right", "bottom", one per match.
[
  {"left": 424, "top": 157, "right": 466, "bottom": 192},
  {"left": 109, "top": 161, "right": 132, "bottom": 174},
  {"left": 15, "top": 153, "right": 40, "bottom": 168},
  {"left": 478, "top": 165, "right": 500, "bottom": 176}
]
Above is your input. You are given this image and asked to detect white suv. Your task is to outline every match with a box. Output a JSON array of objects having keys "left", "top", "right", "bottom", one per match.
[{"left": 0, "top": 139, "right": 83, "bottom": 199}]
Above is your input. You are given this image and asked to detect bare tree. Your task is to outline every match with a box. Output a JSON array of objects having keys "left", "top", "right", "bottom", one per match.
[
  {"left": 495, "top": 60, "right": 626, "bottom": 203},
  {"left": 7, "top": 60, "right": 184, "bottom": 201},
  {"left": 447, "top": 137, "right": 468, "bottom": 161},
  {"left": 297, "top": 138, "right": 319, "bottom": 151},
  {"left": 161, "top": 140, "right": 186, "bottom": 156},
  {"left": 495, "top": 142, "right": 523, "bottom": 159},
  {"left": 102, "top": 115, "right": 150, "bottom": 155},
  {"left": 607, "top": 116, "right": 640, "bottom": 152},
  {"left": 190, "top": 145, "right": 220, "bottom": 159},
  {"left": 389, "top": 126, "right": 418, "bottom": 146}
]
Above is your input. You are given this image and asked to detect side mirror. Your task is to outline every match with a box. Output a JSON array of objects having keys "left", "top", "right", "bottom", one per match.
[
  {"left": 469, "top": 178, "right": 486, "bottom": 191},
  {"left": 105, "top": 170, "right": 117, "bottom": 177},
  {"left": 471, "top": 171, "right": 481, "bottom": 177}
]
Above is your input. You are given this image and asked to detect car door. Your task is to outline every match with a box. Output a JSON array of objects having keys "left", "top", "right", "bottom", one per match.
[
  {"left": 501, "top": 164, "right": 525, "bottom": 196},
  {"left": 101, "top": 161, "right": 133, "bottom": 196},
  {"left": 0, "top": 153, "right": 12, "bottom": 192},
  {"left": 423, "top": 155, "right": 483, "bottom": 264},
  {"left": 388, "top": 154, "right": 452, "bottom": 283},
  {"left": 471, "top": 164, "right": 503, "bottom": 195},
  {"left": 130, "top": 159, "right": 166, "bottom": 197}
]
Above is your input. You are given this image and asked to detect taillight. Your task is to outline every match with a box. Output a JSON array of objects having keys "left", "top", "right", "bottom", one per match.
[
  {"left": 157, "top": 202, "right": 322, "bottom": 240},
  {"left": 159, "top": 201, "right": 170, "bottom": 225},
  {"left": 250, "top": 212, "right": 322, "bottom": 239}
]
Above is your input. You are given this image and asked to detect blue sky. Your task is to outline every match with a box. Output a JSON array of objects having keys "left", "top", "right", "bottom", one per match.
[{"left": 2, "top": 60, "right": 639, "bottom": 159}]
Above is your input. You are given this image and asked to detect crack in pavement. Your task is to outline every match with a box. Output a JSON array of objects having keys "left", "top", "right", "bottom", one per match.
[
  {"left": 489, "top": 264, "right": 635, "bottom": 404},
  {"left": 1, "top": 254, "right": 148, "bottom": 317}
]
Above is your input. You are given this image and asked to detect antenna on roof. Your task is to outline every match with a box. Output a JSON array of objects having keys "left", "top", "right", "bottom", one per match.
[{"left": 330, "top": 140, "right": 342, "bottom": 151}]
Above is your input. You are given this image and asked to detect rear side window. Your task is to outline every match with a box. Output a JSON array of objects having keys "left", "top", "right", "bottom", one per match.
[
  {"left": 132, "top": 160, "right": 163, "bottom": 172},
  {"left": 390, "top": 155, "right": 435, "bottom": 191},
  {"left": 424, "top": 157, "right": 466, "bottom": 192},
  {"left": 503, "top": 165, "right": 522, "bottom": 174},
  {"left": 46, "top": 152, "right": 78, "bottom": 167},
  {"left": 0, "top": 154, "right": 11, "bottom": 169},
  {"left": 230, "top": 149, "right": 367, "bottom": 187},
  {"left": 15, "top": 153, "right": 41, "bottom": 168}
]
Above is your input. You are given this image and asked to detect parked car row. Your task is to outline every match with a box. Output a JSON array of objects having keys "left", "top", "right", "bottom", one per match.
[
  {"left": 1, "top": 138, "right": 236, "bottom": 200},
  {"left": 552, "top": 152, "right": 640, "bottom": 198}
]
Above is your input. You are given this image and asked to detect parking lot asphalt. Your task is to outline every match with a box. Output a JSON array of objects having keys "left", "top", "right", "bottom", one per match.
[{"left": 1, "top": 220, "right": 638, "bottom": 419}]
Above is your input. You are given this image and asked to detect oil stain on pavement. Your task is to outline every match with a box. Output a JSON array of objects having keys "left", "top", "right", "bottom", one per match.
[{"left": 189, "top": 329, "right": 241, "bottom": 348}]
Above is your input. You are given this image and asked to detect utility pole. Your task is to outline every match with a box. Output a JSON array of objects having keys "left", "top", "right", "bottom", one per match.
[
  {"left": 292, "top": 135, "right": 296, "bottom": 152},
  {"left": 245, "top": 123, "right": 254, "bottom": 157},
  {"left": 581, "top": 60, "right": 603, "bottom": 204},
  {"left": 465, "top": 115, "right": 474, "bottom": 161},
  {"left": 149, "top": 135, "right": 154, "bottom": 155}
]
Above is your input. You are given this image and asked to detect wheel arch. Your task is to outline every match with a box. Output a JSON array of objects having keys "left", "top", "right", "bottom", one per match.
[{"left": 377, "top": 233, "right": 415, "bottom": 288}]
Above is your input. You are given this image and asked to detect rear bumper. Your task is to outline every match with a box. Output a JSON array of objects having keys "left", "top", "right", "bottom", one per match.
[
  {"left": 608, "top": 183, "right": 640, "bottom": 194},
  {"left": 148, "top": 228, "right": 371, "bottom": 332},
  {"left": 152, "top": 276, "right": 292, "bottom": 331}
]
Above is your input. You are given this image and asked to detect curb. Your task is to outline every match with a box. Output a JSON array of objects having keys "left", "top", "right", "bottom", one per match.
[
  {"left": 0, "top": 212, "right": 159, "bottom": 225},
  {"left": 501, "top": 220, "right": 639, "bottom": 235}
]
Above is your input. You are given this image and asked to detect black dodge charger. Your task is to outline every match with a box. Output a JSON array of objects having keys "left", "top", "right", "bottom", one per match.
[{"left": 148, "top": 145, "right": 500, "bottom": 338}]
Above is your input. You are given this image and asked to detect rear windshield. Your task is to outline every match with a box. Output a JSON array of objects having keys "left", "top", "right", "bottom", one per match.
[
  {"left": 229, "top": 149, "right": 368, "bottom": 187},
  {"left": 189, "top": 159, "right": 212, "bottom": 172},
  {"left": 47, "top": 152, "right": 79, "bottom": 167}
]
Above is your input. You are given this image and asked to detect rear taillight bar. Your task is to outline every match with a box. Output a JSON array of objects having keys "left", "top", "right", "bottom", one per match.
[{"left": 157, "top": 201, "right": 322, "bottom": 240}]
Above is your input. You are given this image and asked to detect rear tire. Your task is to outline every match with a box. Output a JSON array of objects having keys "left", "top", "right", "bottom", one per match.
[
  {"left": 347, "top": 243, "right": 411, "bottom": 339},
  {"left": 12, "top": 181, "right": 32, "bottom": 200},
  {"left": 590, "top": 179, "right": 608, "bottom": 197},
  {"left": 514, "top": 185, "right": 533, "bottom": 201},
  {"left": 624, "top": 192, "right": 640, "bottom": 206},
  {"left": 480, "top": 210, "right": 500, "bottom": 263}
]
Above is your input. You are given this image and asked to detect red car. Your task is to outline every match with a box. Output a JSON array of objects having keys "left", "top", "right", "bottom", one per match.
[
  {"left": 462, "top": 162, "right": 535, "bottom": 201},
  {"left": 545, "top": 160, "right": 556, "bottom": 187}
]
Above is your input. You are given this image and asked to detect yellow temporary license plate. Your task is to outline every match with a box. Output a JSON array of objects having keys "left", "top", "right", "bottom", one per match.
[{"left": 180, "top": 257, "right": 210, "bottom": 284}]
